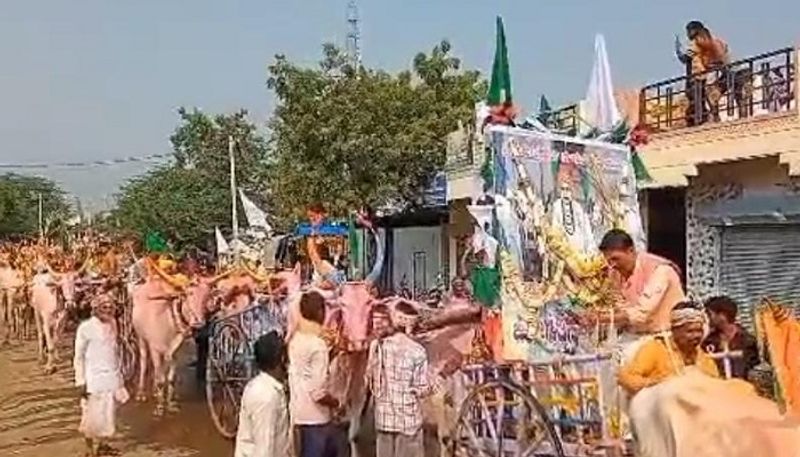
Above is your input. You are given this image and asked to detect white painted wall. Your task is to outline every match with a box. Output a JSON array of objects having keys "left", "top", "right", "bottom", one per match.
[{"left": 391, "top": 226, "right": 442, "bottom": 295}]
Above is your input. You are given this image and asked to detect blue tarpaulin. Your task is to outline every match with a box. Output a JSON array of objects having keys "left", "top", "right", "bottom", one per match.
[{"left": 294, "top": 221, "right": 349, "bottom": 237}]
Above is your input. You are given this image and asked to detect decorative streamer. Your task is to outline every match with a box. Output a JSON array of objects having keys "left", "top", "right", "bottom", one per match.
[{"left": 0, "top": 153, "right": 171, "bottom": 169}]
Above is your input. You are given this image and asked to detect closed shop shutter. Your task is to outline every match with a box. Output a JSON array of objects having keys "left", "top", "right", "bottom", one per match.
[{"left": 720, "top": 224, "right": 800, "bottom": 330}]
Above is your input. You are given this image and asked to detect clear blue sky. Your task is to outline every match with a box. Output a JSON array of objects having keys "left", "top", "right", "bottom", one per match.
[{"left": 1, "top": 0, "right": 798, "bottom": 209}]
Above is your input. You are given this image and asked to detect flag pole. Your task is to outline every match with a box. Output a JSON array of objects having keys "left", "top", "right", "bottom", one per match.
[
  {"left": 229, "top": 135, "right": 240, "bottom": 263},
  {"left": 38, "top": 192, "right": 43, "bottom": 240}
]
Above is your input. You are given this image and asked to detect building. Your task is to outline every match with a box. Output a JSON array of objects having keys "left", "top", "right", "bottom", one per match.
[
  {"left": 638, "top": 45, "right": 799, "bottom": 327},
  {"left": 446, "top": 45, "right": 800, "bottom": 327}
]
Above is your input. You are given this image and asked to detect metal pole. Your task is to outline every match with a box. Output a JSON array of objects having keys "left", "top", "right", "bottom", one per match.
[
  {"left": 37, "top": 192, "right": 43, "bottom": 240},
  {"left": 229, "top": 136, "right": 239, "bottom": 262}
]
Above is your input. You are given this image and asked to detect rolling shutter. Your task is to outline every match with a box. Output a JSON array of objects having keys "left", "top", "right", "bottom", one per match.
[{"left": 720, "top": 224, "right": 800, "bottom": 330}]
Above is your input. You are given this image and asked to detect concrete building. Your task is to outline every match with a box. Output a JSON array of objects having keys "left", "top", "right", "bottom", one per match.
[{"left": 445, "top": 45, "right": 800, "bottom": 327}]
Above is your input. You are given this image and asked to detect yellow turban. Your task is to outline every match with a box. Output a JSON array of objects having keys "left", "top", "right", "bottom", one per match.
[{"left": 157, "top": 258, "right": 176, "bottom": 271}]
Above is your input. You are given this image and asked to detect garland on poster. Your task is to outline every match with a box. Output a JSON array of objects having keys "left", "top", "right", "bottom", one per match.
[{"left": 476, "top": 125, "right": 645, "bottom": 361}]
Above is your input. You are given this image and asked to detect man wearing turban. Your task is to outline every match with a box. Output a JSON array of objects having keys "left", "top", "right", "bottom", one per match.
[{"left": 620, "top": 302, "right": 800, "bottom": 457}]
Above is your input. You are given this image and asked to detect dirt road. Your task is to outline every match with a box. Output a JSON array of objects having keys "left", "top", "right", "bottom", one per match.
[{"left": 0, "top": 340, "right": 232, "bottom": 457}]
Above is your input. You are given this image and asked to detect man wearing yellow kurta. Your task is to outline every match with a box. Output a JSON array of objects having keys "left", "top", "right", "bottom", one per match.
[
  {"left": 619, "top": 305, "right": 718, "bottom": 396},
  {"left": 621, "top": 304, "right": 800, "bottom": 457}
]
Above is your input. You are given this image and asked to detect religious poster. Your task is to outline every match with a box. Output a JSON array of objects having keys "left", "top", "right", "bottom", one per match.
[{"left": 485, "top": 126, "right": 644, "bottom": 361}]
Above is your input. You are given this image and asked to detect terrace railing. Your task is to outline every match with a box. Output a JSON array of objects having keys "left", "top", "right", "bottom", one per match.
[
  {"left": 639, "top": 47, "right": 796, "bottom": 133},
  {"left": 545, "top": 103, "right": 580, "bottom": 134}
]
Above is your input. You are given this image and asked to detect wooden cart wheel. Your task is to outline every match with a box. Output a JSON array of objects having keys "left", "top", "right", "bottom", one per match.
[
  {"left": 206, "top": 321, "right": 249, "bottom": 439},
  {"left": 449, "top": 379, "right": 564, "bottom": 457}
]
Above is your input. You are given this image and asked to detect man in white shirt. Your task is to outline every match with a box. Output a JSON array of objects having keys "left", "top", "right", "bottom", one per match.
[
  {"left": 288, "top": 291, "right": 341, "bottom": 457},
  {"left": 74, "top": 294, "right": 126, "bottom": 457},
  {"left": 235, "top": 331, "right": 290, "bottom": 457}
]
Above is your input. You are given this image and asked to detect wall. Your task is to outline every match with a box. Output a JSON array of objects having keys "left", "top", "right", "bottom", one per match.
[
  {"left": 390, "top": 226, "right": 444, "bottom": 295},
  {"left": 685, "top": 156, "right": 800, "bottom": 299}
]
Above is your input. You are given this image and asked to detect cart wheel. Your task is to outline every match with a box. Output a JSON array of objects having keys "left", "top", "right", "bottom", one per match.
[
  {"left": 450, "top": 379, "right": 564, "bottom": 457},
  {"left": 206, "top": 321, "right": 248, "bottom": 439}
]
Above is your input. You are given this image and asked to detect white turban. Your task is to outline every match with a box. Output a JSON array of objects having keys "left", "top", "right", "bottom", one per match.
[{"left": 670, "top": 306, "right": 705, "bottom": 329}]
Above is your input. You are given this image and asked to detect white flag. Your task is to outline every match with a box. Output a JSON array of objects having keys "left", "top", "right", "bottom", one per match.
[
  {"left": 238, "top": 189, "right": 273, "bottom": 234},
  {"left": 215, "top": 226, "right": 230, "bottom": 255},
  {"left": 584, "top": 34, "right": 621, "bottom": 132}
]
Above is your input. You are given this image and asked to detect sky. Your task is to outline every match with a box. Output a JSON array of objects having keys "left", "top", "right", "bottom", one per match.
[{"left": 1, "top": 0, "right": 798, "bottom": 211}]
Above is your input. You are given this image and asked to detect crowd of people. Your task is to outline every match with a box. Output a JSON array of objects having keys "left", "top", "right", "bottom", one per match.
[{"left": 2, "top": 221, "right": 798, "bottom": 457}]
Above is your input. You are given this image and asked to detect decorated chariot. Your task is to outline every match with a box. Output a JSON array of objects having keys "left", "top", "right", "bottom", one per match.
[{"left": 445, "top": 124, "right": 647, "bottom": 457}]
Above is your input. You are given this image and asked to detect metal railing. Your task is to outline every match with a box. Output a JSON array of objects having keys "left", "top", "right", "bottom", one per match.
[
  {"left": 545, "top": 103, "right": 580, "bottom": 134},
  {"left": 640, "top": 47, "right": 796, "bottom": 133}
]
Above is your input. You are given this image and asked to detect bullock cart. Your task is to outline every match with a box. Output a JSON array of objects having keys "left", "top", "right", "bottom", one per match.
[
  {"left": 205, "top": 295, "right": 286, "bottom": 438},
  {"left": 449, "top": 349, "right": 749, "bottom": 457},
  {"left": 449, "top": 352, "right": 617, "bottom": 457}
]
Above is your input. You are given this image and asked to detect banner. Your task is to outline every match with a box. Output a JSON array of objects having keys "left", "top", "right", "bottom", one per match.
[{"left": 487, "top": 126, "right": 644, "bottom": 360}]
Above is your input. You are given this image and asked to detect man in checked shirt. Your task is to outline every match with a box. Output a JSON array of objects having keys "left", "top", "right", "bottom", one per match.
[{"left": 366, "top": 301, "right": 459, "bottom": 457}]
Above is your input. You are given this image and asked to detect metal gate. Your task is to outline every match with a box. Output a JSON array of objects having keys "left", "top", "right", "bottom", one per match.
[{"left": 720, "top": 224, "right": 800, "bottom": 330}]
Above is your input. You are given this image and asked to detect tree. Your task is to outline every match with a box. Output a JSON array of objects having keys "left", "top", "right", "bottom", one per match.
[
  {"left": 114, "top": 109, "right": 268, "bottom": 249},
  {"left": 266, "top": 40, "right": 486, "bottom": 222},
  {"left": 0, "top": 173, "right": 72, "bottom": 238}
]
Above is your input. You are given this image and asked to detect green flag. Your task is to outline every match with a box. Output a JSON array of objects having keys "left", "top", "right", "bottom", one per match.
[
  {"left": 487, "top": 16, "right": 512, "bottom": 106},
  {"left": 537, "top": 95, "right": 552, "bottom": 125},
  {"left": 144, "top": 230, "right": 167, "bottom": 253},
  {"left": 348, "top": 215, "right": 362, "bottom": 279}
]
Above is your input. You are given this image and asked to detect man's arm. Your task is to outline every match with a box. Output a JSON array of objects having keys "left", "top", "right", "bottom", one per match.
[
  {"left": 742, "top": 332, "right": 762, "bottom": 373},
  {"left": 249, "top": 390, "right": 286, "bottom": 457},
  {"left": 234, "top": 388, "right": 258, "bottom": 457},
  {"left": 308, "top": 343, "right": 338, "bottom": 408},
  {"left": 73, "top": 324, "right": 89, "bottom": 395},
  {"left": 617, "top": 341, "right": 659, "bottom": 395},
  {"left": 623, "top": 265, "right": 675, "bottom": 330},
  {"left": 410, "top": 349, "right": 433, "bottom": 398}
]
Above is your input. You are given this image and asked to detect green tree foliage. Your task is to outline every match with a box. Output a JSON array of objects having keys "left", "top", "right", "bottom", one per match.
[
  {"left": 114, "top": 109, "right": 268, "bottom": 249},
  {"left": 266, "top": 40, "right": 485, "bottom": 221},
  {"left": 0, "top": 173, "right": 72, "bottom": 238}
]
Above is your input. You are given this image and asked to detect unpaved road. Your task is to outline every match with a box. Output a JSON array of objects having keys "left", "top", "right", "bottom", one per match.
[{"left": 0, "top": 339, "right": 232, "bottom": 457}]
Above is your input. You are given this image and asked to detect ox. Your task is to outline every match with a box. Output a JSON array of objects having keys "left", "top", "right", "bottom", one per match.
[
  {"left": 30, "top": 269, "right": 79, "bottom": 373},
  {"left": 132, "top": 275, "right": 217, "bottom": 416}
]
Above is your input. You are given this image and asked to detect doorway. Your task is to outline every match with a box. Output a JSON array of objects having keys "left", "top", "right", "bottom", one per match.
[{"left": 646, "top": 187, "right": 687, "bottom": 284}]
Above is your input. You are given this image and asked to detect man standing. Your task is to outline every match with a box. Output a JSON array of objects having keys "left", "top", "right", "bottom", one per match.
[
  {"left": 676, "top": 21, "right": 732, "bottom": 124},
  {"left": 288, "top": 291, "right": 340, "bottom": 457},
  {"left": 703, "top": 295, "right": 760, "bottom": 380},
  {"left": 74, "top": 294, "right": 127, "bottom": 457},
  {"left": 367, "top": 301, "right": 431, "bottom": 457},
  {"left": 599, "top": 229, "right": 686, "bottom": 360},
  {"left": 235, "top": 331, "right": 290, "bottom": 457}
]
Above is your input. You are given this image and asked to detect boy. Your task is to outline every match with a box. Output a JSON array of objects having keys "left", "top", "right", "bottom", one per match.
[{"left": 74, "top": 294, "right": 127, "bottom": 457}]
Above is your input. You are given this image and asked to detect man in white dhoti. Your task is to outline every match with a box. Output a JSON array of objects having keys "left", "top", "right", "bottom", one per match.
[{"left": 74, "top": 294, "right": 126, "bottom": 457}]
